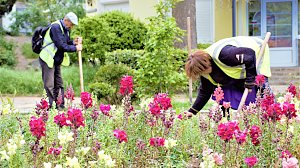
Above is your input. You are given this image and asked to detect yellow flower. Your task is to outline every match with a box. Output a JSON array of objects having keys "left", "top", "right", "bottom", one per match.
[
  {"left": 66, "top": 157, "right": 80, "bottom": 168},
  {"left": 54, "top": 164, "right": 63, "bottom": 168},
  {"left": 288, "top": 125, "right": 294, "bottom": 133},
  {"left": 43, "top": 162, "right": 52, "bottom": 168},
  {"left": 58, "top": 131, "right": 74, "bottom": 145},
  {"left": 0, "top": 150, "right": 10, "bottom": 161},
  {"left": 164, "top": 138, "right": 177, "bottom": 149},
  {"left": 76, "top": 147, "right": 90, "bottom": 156},
  {"left": 98, "top": 150, "right": 106, "bottom": 160},
  {"left": 103, "top": 155, "right": 115, "bottom": 167},
  {"left": 88, "top": 161, "right": 98, "bottom": 167},
  {"left": 7, "top": 142, "right": 17, "bottom": 155}
]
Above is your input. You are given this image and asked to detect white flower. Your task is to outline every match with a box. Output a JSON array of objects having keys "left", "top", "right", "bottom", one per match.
[
  {"left": 98, "top": 150, "right": 106, "bottom": 160},
  {"left": 76, "top": 147, "right": 90, "bottom": 156},
  {"left": 58, "top": 131, "right": 74, "bottom": 145},
  {"left": 88, "top": 161, "right": 98, "bottom": 167},
  {"left": 0, "top": 150, "right": 10, "bottom": 161},
  {"left": 54, "top": 164, "right": 63, "bottom": 168},
  {"left": 43, "top": 162, "right": 52, "bottom": 168},
  {"left": 103, "top": 155, "right": 115, "bottom": 167},
  {"left": 66, "top": 157, "right": 80, "bottom": 168},
  {"left": 6, "top": 142, "right": 17, "bottom": 155},
  {"left": 164, "top": 138, "right": 177, "bottom": 149},
  {"left": 288, "top": 125, "right": 294, "bottom": 133}
]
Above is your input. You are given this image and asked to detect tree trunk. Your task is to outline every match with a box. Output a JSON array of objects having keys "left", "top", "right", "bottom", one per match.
[{"left": 172, "top": 0, "right": 197, "bottom": 49}]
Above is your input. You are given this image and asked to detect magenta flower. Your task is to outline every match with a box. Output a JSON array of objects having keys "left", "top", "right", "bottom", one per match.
[
  {"left": 100, "top": 104, "right": 111, "bottom": 117},
  {"left": 153, "top": 93, "right": 172, "bottom": 110},
  {"left": 262, "top": 103, "right": 283, "bottom": 122},
  {"left": 67, "top": 108, "right": 85, "bottom": 128},
  {"left": 119, "top": 75, "right": 134, "bottom": 96},
  {"left": 81, "top": 92, "right": 93, "bottom": 109},
  {"left": 54, "top": 113, "right": 69, "bottom": 128},
  {"left": 35, "top": 98, "right": 49, "bottom": 113},
  {"left": 29, "top": 116, "right": 46, "bottom": 140},
  {"left": 282, "top": 102, "right": 297, "bottom": 120},
  {"left": 281, "top": 150, "right": 293, "bottom": 159},
  {"left": 234, "top": 129, "right": 248, "bottom": 145},
  {"left": 149, "top": 137, "right": 165, "bottom": 147},
  {"left": 255, "top": 74, "right": 265, "bottom": 87},
  {"left": 282, "top": 157, "right": 299, "bottom": 168},
  {"left": 260, "top": 94, "right": 275, "bottom": 111},
  {"left": 217, "top": 121, "right": 239, "bottom": 142},
  {"left": 65, "top": 84, "right": 75, "bottom": 101},
  {"left": 148, "top": 102, "right": 161, "bottom": 116},
  {"left": 48, "top": 146, "right": 62, "bottom": 156},
  {"left": 244, "top": 156, "right": 258, "bottom": 167},
  {"left": 213, "top": 86, "right": 224, "bottom": 103},
  {"left": 113, "top": 129, "right": 128, "bottom": 143},
  {"left": 249, "top": 125, "right": 262, "bottom": 146},
  {"left": 287, "top": 83, "right": 297, "bottom": 97}
]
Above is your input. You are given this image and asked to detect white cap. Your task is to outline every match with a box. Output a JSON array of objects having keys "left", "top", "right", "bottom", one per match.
[{"left": 65, "top": 12, "right": 78, "bottom": 25}]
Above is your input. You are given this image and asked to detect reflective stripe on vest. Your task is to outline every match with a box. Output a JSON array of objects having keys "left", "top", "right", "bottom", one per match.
[
  {"left": 39, "top": 20, "right": 65, "bottom": 68},
  {"left": 204, "top": 36, "right": 271, "bottom": 84}
]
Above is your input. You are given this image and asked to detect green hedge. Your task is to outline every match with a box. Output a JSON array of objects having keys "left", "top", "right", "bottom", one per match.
[
  {"left": 0, "top": 37, "right": 16, "bottom": 67},
  {"left": 105, "top": 49, "right": 144, "bottom": 70}
]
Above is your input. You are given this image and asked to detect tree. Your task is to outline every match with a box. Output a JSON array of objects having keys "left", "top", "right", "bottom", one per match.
[{"left": 0, "top": 0, "right": 17, "bottom": 16}]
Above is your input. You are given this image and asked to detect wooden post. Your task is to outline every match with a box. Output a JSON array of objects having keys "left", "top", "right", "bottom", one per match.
[{"left": 187, "top": 17, "right": 193, "bottom": 104}]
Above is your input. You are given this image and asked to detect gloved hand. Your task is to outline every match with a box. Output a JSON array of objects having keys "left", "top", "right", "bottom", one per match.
[{"left": 244, "top": 82, "right": 255, "bottom": 89}]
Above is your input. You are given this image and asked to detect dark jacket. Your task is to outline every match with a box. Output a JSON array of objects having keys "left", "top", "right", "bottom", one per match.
[
  {"left": 50, "top": 19, "right": 77, "bottom": 65},
  {"left": 188, "top": 45, "right": 257, "bottom": 114}
]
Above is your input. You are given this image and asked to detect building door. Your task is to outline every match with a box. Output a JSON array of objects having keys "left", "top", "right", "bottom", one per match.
[{"left": 262, "top": 0, "right": 298, "bottom": 67}]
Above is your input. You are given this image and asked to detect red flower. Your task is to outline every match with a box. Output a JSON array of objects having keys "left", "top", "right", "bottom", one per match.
[
  {"left": 119, "top": 75, "right": 134, "bottom": 96},
  {"left": 262, "top": 103, "right": 283, "bottom": 122},
  {"left": 48, "top": 146, "right": 62, "bottom": 156},
  {"left": 260, "top": 94, "right": 275, "bottom": 111},
  {"left": 81, "top": 92, "right": 93, "bottom": 109},
  {"left": 100, "top": 104, "right": 111, "bottom": 117},
  {"left": 65, "top": 84, "right": 75, "bottom": 101},
  {"left": 255, "top": 75, "right": 265, "bottom": 87},
  {"left": 149, "top": 137, "right": 165, "bottom": 147},
  {"left": 281, "top": 150, "right": 292, "bottom": 159},
  {"left": 113, "top": 129, "right": 128, "bottom": 143},
  {"left": 54, "top": 113, "right": 69, "bottom": 128},
  {"left": 282, "top": 102, "right": 297, "bottom": 120},
  {"left": 29, "top": 116, "right": 46, "bottom": 140},
  {"left": 235, "top": 129, "right": 248, "bottom": 145},
  {"left": 213, "top": 86, "right": 224, "bottom": 103},
  {"left": 67, "top": 108, "right": 85, "bottom": 128},
  {"left": 249, "top": 125, "right": 262, "bottom": 146},
  {"left": 35, "top": 98, "right": 49, "bottom": 113},
  {"left": 153, "top": 93, "right": 172, "bottom": 110},
  {"left": 148, "top": 102, "right": 162, "bottom": 116},
  {"left": 287, "top": 83, "right": 297, "bottom": 97},
  {"left": 217, "top": 121, "right": 239, "bottom": 142},
  {"left": 244, "top": 156, "right": 258, "bottom": 167}
]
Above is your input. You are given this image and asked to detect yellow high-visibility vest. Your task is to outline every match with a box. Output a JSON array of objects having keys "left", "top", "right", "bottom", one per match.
[
  {"left": 203, "top": 36, "right": 271, "bottom": 85},
  {"left": 39, "top": 20, "right": 70, "bottom": 68}
]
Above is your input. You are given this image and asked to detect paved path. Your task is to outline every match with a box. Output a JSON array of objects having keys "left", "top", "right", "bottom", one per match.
[{"left": 0, "top": 85, "right": 287, "bottom": 113}]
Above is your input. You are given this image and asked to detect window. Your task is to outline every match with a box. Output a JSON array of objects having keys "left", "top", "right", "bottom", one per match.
[{"left": 248, "top": 0, "right": 261, "bottom": 36}]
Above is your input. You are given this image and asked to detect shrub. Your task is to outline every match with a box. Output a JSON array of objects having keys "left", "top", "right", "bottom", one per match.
[
  {"left": 105, "top": 49, "right": 144, "bottom": 70},
  {"left": 22, "top": 42, "right": 38, "bottom": 59},
  {"left": 89, "top": 82, "right": 115, "bottom": 102},
  {"left": 197, "top": 43, "right": 211, "bottom": 49},
  {"left": 99, "top": 11, "right": 147, "bottom": 51},
  {"left": 90, "top": 64, "right": 135, "bottom": 104},
  {"left": 0, "top": 37, "right": 16, "bottom": 67}
]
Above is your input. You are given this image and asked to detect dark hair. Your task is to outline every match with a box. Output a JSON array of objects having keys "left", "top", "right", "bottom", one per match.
[{"left": 185, "top": 50, "right": 211, "bottom": 80}]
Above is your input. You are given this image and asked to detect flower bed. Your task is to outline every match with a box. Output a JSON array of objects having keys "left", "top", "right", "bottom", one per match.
[{"left": 0, "top": 76, "right": 299, "bottom": 167}]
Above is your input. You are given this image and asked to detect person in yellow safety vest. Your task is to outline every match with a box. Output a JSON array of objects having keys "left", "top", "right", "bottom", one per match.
[
  {"left": 184, "top": 36, "right": 271, "bottom": 118},
  {"left": 39, "top": 12, "right": 82, "bottom": 109}
]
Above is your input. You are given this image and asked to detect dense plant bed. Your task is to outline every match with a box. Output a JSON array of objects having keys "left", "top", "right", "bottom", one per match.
[{"left": 0, "top": 75, "right": 299, "bottom": 168}]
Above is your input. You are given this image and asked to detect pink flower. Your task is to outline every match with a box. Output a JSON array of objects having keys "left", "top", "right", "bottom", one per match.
[
  {"left": 244, "top": 156, "right": 258, "bottom": 167},
  {"left": 249, "top": 125, "right": 262, "bottom": 146},
  {"left": 222, "top": 102, "right": 231, "bottom": 109},
  {"left": 213, "top": 153, "right": 224, "bottom": 165},
  {"left": 56, "top": 94, "right": 63, "bottom": 107},
  {"left": 81, "top": 92, "right": 93, "bottom": 109},
  {"left": 149, "top": 137, "right": 165, "bottom": 147},
  {"left": 282, "top": 102, "right": 297, "bottom": 120},
  {"left": 113, "top": 129, "right": 128, "bottom": 143},
  {"left": 65, "top": 84, "right": 75, "bottom": 101},
  {"left": 260, "top": 94, "right": 275, "bottom": 111},
  {"left": 100, "top": 104, "right": 111, "bottom": 117},
  {"left": 29, "top": 116, "right": 46, "bottom": 140},
  {"left": 287, "top": 83, "right": 297, "bottom": 97},
  {"left": 235, "top": 129, "right": 248, "bottom": 145},
  {"left": 136, "top": 139, "right": 146, "bottom": 151},
  {"left": 54, "top": 113, "right": 69, "bottom": 128},
  {"left": 67, "top": 108, "right": 85, "bottom": 128},
  {"left": 35, "top": 98, "right": 49, "bottom": 114},
  {"left": 119, "top": 75, "right": 134, "bottom": 96},
  {"left": 48, "top": 146, "right": 62, "bottom": 156},
  {"left": 148, "top": 102, "right": 161, "bottom": 116},
  {"left": 213, "top": 86, "right": 224, "bottom": 103},
  {"left": 262, "top": 103, "right": 283, "bottom": 122},
  {"left": 282, "top": 157, "right": 299, "bottom": 168},
  {"left": 217, "top": 121, "right": 239, "bottom": 142},
  {"left": 153, "top": 93, "right": 172, "bottom": 110},
  {"left": 177, "top": 114, "right": 183, "bottom": 120},
  {"left": 255, "top": 75, "right": 265, "bottom": 87},
  {"left": 281, "top": 150, "right": 293, "bottom": 159}
]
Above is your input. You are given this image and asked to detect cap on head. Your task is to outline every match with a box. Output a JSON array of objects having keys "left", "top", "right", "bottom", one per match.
[{"left": 65, "top": 12, "right": 78, "bottom": 25}]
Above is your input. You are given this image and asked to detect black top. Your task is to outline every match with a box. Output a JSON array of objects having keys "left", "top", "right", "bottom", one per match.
[
  {"left": 50, "top": 19, "right": 77, "bottom": 65},
  {"left": 188, "top": 45, "right": 257, "bottom": 114}
]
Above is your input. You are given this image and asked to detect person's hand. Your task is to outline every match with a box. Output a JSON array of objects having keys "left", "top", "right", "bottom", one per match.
[
  {"left": 74, "top": 37, "right": 82, "bottom": 45},
  {"left": 76, "top": 44, "right": 82, "bottom": 51},
  {"left": 184, "top": 111, "right": 194, "bottom": 119}
]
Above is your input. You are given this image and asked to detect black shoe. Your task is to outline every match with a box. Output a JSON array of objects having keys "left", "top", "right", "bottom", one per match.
[{"left": 56, "top": 104, "right": 65, "bottom": 111}]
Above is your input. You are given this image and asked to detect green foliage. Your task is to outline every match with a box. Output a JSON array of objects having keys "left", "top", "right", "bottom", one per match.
[
  {"left": 21, "top": 42, "right": 38, "bottom": 59},
  {"left": 90, "top": 64, "right": 134, "bottom": 104},
  {"left": 105, "top": 49, "right": 144, "bottom": 70},
  {"left": 197, "top": 43, "right": 211, "bottom": 50},
  {"left": 99, "top": 11, "right": 147, "bottom": 51},
  {"left": 9, "top": 0, "right": 86, "bottom": 34},
  {"left": 72, "top": 16, "right": 112, "bottom": 65},
  {"left": 0, "top": 37, "right": 16, "bottom": 67},
  {"left": 135, "top": 0, "right": 187, "bottom": 97}
]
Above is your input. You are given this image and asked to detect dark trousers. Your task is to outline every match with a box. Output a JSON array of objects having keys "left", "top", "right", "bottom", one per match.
[{"left": 39, "top": 58, "right": 65, "bottom": 108}]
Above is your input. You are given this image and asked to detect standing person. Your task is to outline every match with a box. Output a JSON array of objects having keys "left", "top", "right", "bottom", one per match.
[
  {"left": 39, "top": 12, "right": 82, "bottom": 109},
  {"left": 184, "top": 36, "right": 271, "bottom": 117}
]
